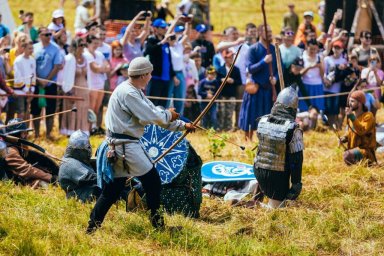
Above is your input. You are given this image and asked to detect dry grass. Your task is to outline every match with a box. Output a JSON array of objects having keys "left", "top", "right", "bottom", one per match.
[
  {"left": 2, "top": 0, "right": 384, "bottom": 255},
  {"left": 0, "top": 110, "right": 384, "bottom": 255}
]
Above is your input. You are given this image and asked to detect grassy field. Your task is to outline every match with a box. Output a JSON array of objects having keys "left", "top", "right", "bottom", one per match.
[
  {"left": 0, "top": 117, "right": 384, "bottom": 255},
  {"left": 2, "top": 0, "right": 384, "bottom": 255}
]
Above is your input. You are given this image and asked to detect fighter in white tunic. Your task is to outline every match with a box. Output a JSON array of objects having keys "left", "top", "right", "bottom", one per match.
[{"left": 87, "top": 57, "right": 195, "bottom": 233}]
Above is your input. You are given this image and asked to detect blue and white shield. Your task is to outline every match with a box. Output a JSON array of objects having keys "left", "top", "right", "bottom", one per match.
[{"left": 140, "top": 124, "right": 189, "bottom": 184}]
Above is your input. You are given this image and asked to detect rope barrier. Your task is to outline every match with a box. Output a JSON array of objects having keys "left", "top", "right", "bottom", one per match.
[{"left": 11, "top": 77, "right": 381, "bottom": 103}]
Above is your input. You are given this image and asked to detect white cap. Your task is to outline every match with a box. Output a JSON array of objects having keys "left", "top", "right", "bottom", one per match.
[
  {"left": 303, "top": 11, "right": 314, "bottom": 17},
  {"left": 52, "top": 9, "right": 64, "bottom": 19}
]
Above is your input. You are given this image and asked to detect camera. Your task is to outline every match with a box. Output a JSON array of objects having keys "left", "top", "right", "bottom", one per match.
[
  {"left": 181, "top": 16, "right": 192, "bottom": 23},
  {"left": 169, "top": 34, "right": 177, "bottom": 41}
]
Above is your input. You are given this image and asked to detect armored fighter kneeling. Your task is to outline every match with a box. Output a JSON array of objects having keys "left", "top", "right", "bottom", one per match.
[{"left": 254, "top": 85, "right": 304, "bottom": 208}]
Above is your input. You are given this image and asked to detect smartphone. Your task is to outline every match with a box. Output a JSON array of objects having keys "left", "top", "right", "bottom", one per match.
[
  {"left": 169, "top": 34, "right": 177, "bottom": 41},
  {"left": 142, "top": 11, "right": 150, "bottom": 18}
]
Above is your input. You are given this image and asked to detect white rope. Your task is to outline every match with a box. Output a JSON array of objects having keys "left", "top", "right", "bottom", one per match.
[{"left": 35, "top": 77, "right": 384, "bottom": 103}]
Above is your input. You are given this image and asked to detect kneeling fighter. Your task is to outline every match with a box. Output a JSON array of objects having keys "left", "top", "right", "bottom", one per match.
[{"left": 254, "top": 85, "right": 304, "bottom": 208}]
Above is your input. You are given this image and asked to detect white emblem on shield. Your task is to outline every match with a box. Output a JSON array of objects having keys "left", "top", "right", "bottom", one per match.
[{"left": 212, "top": 164, "right": 253, "bottom": 177}]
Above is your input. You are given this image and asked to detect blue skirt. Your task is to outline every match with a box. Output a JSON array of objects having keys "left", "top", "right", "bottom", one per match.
[
  {"left": 298, "top": 83, "right": 325, "bottom": 112},
  {"left": 238, "top": 87, "right": 272, "bottom": 131}
]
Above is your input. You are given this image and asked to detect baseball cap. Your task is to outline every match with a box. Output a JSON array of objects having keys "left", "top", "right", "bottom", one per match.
[
  {"left": 206, "top": 66, "right": 216, "bottom": 74},
  {"left": 303, "top": 11, "right": 314, "bottom": 17},
  {"left": 292, "top": 57, "right": 304, "bottom": 67},
  {"left": 152, "top": 18, "right": 167, "bottom": 28},
  {"left": 52, "top": 9, "right": 64, "bottom": 19},
  {"left": 195, "top": 24, "right": 208, "bottom": 33},
  {"left": 174, "top": 25, "right": 185, "bottom": 33},
  {"left": 332, "top": 40, "right": 344, "bottom": 48}
]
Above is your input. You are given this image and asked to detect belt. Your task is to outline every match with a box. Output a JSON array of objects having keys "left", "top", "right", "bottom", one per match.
[{"left": 107, "top": 130, "right": 139, "bottom": 140}]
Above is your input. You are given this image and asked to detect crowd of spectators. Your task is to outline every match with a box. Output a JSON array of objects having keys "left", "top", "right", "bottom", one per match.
[{"left": 0, "top": 0, "right": 383, "bottom": 141}]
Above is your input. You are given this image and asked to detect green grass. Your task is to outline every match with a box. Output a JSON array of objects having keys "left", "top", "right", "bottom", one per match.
[
  {"left": 1, "top": 124, "right": 384, "bottom": 255},
  {"left": 3, "top": 0, "right": 384, "bottom": 255}
]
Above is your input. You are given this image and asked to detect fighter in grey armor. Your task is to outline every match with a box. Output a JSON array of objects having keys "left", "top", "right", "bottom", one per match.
[
  {"left": 58, "top": 130, "right": 101, "bottom": 203},
  {"left": 254, "top": 85, "right": 304, "bottom": 208}
]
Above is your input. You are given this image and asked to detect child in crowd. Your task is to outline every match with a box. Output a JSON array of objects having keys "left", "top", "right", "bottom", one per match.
[
  {"left": 48, "top": 9, "right": 66, "bottom": 40},
  {"left": 198, "top": 66, "right": 219, "bottom": 129},
  {"left": 109, "top": 40, "right": 127, "bottom": 90},
  {"left": 216, "top": 49, "right": 242, "bottom": 131},
  {"left": 115, "top": 63, "right": 129, "bottom": 86}
]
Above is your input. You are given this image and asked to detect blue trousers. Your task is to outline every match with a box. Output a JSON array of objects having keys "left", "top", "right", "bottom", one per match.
[{"left": 166, "top": 71, "right": 186, "bottom": 115}]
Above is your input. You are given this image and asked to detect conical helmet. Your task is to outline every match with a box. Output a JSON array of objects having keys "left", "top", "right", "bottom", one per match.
[{"left": 276, "top": 84, "right": 299, "bottom": 109}]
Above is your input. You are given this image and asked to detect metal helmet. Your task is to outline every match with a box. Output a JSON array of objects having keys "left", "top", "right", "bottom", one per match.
[
  {"left": 276, "top": 85, "right": 299, "bottom": 109},
  {"left": 68, "top": 130, "right": 91, "bottom": 150},
  {"left": 0, "top": 140, "right": 7, "bottom": 159},
  {"left": 5, "top": 118, "right": 33, "bottom": 135}
]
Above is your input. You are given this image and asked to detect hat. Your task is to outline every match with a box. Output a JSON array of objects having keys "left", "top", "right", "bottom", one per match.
[
  {"left": 303, "top": 11, "right": 314, "bottom": 17},
  {"left": 292, "top": 57, "right": 304, "bottom": 67},
  {"left": 350, "top": 90, "right": 366, "bottom": 105},
  {"left": 332, "top": 40, "right": 344, "bottom": 48},
  {"left": 128, "top": 57, "right": 153, "bottom": 76},
  {"left": 120, "top": 63, "right": 129, "bottom": 70},
  {"left": 152, "top": 18, "right": 167, "bottom": 28},
  {"left": 195, "top": 24, "right": 208, "bottom": 33},
  {"left": 206, "top": 65, "right": 216, "bottom": 74},
  {"left": 174, "top": 25, "right": 185, "bottom": 33},
  {"left": 5, "top": 118, "right": 33, "bottom": 135},
  {"left": 222, "top": 49, "right": 234, "bottom": 58},
  {"left": 52, "top": 9, "right": 64, "bottom": 19}
]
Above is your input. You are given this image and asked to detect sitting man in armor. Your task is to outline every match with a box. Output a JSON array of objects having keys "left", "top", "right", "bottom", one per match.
[
  {"left": 254, "top": 85, "right": 304, "bottom": 208},
  {"left": 3, "top": 118, "right": 56, "bottom": 188},
  {"left": 59, "top": 130, "right": 101, "bottom": 203}
]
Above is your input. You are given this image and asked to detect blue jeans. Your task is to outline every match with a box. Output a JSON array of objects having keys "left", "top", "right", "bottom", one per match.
[
  {"left": 166, "top": 71, "right": 186, "bottom": 115},
  {"left": 201, "top": 102, "right": 218, "bottom": 130}
]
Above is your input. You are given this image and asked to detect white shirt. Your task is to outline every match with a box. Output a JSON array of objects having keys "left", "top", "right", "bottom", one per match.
[
  {"left": 170, "top": 41, "right": 184, "bottom": 72},
  {"left": 13, "top": 54, "right": 36, "bottom": 94},
  {"left": 97, "top": 42, "right": 112, "bottom": 61},
  {"left": 84, "top": 50, "right": 106, "bottom": 90},
  {"left": 301, "top": 51, "right": 323, "bottom": 85},
  {"left": 74, "top": 5, "right": 90, "bottom": 31}
]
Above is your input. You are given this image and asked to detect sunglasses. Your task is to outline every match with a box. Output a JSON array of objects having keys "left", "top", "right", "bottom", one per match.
[
  {"left": 42, "top": 33, "right": 52, "bottom": 37},
  {"left": 79, "top": 43, "right": 87, "bottom": 47},
  {"left": 285, "top": 31, "right": 294, "bottom": 36},
  {"left": 365, "top": 36, "right": 372, "bottom": 40}
]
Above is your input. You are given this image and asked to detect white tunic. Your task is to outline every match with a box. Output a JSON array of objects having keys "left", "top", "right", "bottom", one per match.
[{"left": 105, "top": 81, "right": 186, "bottom": 177}]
